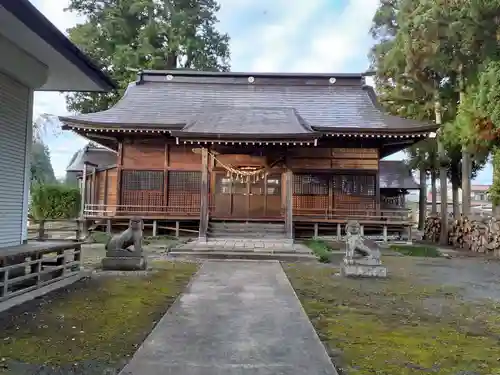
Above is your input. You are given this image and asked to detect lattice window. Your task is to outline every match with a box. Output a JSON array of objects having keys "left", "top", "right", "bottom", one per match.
[
  {"left": 167, "top": 171, "right": 201, "bottom": 208},
  {"left": 120, "top": 170, "right": 165, "bottom": 209},
  {"left": 333, "top": 175, "right": 375, "bottom": 196},
  {"left": 122, "top": 170, "right": 164, "bottom": 191},
  {"left": 293, "top": 174, "right": 329, "bottom": 195},
  {"left": 215, "top": 174, "right": 232, "bottom": 195},
  {"left": 266, "top": 175, "right": 281, "bottom": 196}
]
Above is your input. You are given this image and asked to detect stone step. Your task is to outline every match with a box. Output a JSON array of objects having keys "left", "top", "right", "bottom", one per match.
[
  {"left": 207, "top": 232, "right": 287, "bottom": 239},
  {"left": 168, "top": 251, "right": 316, "bottom": 262},
  {"left": 208, "top": 227, "right": 286, "bottom": 233},
  {"left": 204, "top": 238, "right": 294, "bottom": 245},
  {"left": 172, "top": 246, "right": 312, "bottom": 254},
  {"left": 209, "top": 222, "right": 285, "bottom": 230}
]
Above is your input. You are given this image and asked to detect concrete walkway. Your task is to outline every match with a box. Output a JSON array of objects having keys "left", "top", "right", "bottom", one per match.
[{"left": 120, "top": 261, "right": 338, "bottom": 375}]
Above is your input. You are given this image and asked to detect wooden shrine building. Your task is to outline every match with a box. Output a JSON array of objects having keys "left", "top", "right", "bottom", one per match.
[{"left": 60, "top": 70, "right": 434, "bottom": 239}]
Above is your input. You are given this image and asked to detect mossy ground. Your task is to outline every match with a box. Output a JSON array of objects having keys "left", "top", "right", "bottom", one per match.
[
  {"left": 0, "top": 261, "right": 198, "bottom": 369},
  {"left": 390, "top": 244, "right": 441, "bottom": 257},
  {"left": 304, "top": 239, "right": 341, "bottom": 263},
  {"left": 284, "top": 258, "right": 500, "bottom": 375}
]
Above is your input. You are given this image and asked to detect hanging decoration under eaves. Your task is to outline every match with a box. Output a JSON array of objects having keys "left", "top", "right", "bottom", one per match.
[{"left": 192, "top": 148, "right": 268, "bottom": 182}]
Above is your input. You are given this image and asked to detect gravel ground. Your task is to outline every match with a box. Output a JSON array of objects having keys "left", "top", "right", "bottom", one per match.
[{"left": 383, "top": 255, "right": 500, "bottom": 301}]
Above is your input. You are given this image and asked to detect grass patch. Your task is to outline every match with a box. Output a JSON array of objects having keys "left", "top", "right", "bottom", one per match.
[
  {"left": 284, "top": 262, "right": 500, "bottom": 375},
  {"left": 89, "top": 230, "right": 111, "bottom": 244},
  {"left": 0, "top": 261, "right": 198, "bottom": 367},
  {"left": 390, "top": 244, "right": 441, "bottom": 257},
  {"left": 304, "top": 239, "right": 338, "bottom": 263}
]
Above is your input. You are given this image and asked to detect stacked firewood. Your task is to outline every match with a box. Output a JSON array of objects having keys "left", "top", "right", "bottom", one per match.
[
  {"left": 425, "top": 214, "right": 500, "bottom": 257},
  {"left": 423, "top": 215, "right": 441, "bottom": 243},
  {"left": 448, "top": 215, "right": 471, "bottom": 249}
]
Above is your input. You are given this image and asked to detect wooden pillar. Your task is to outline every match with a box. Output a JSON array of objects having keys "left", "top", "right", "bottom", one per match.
[
  {"left": 106, "top": 219, "right": 112, "bottom": 234},
  {"left": 284, "top": 170, "right": 293, "bottom": 240},
  {"left": 337, "top": 223, "right": 341, "bottom": 241},
  {"left": 375, "top": 168, "right": 381, "bottom": 215},
  {"left": 383, "top": 225, "right": 388, "bottom": 242},
  {"left": 152, "top": 220, "right": 158, "bottom": 237},
  {"left": 175, "top": 221, "right": 180, "bottom": 238},
  {"left": 116, "top": 141, "right": 124, "bottom": 206},
  {"left": 198, "top": 148, "right": 209, "bottom": 242},
  {"left": 313, "top": 223, "right": 319, "bottom": 239},
  {"left": 79, "top": 163, "right": 87, "bottom": 219}
]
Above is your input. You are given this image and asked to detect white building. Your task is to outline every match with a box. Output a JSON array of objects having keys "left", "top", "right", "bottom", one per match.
[{"left": 0, "top": 0, "right": 115, "bottom": 248}]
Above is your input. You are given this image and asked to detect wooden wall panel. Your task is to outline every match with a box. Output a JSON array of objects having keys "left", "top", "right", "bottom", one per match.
[
  {"left": 288, "top": 158, "right": 332, "bottom": 169},
  {"left": 122, "top": 143, "right": 165, "bottom": 169},
  {"left": 331, "top": 148, "right": 378, "bottom": 159},
  {"left": 331, "top": 159, "right": 379, "bottom": 170},
  {"left": 98, "top": 171, "right": 106, "bottom": 204},
  {"left": 106, "top": 168, "right": 118, "bottom": 207},
  {"left": 333, "top": 195, "right": 376, "bottom": 211},
  {"left": 215, "top": 154, "right": 266, "bottom": 168},
  {"left": 287, "top": 148, "right": 332, "bottom": 158},
  {"left": 169, "top": 145, "right": 202, "bottom": 169}
]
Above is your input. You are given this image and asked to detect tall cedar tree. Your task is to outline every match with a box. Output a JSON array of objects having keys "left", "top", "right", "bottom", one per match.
[
  {"left": 400, "top": 0, "right": 500, "bottom": 214},
  {"left": 65, "top": 0, "right": 230, "bottom": 114},
  {"left": 31, "top": 141, "right": 57, "bottom": 185},
  {"left": 370, "top": 0, "right": 495, "bottom": 220},
  {"left": 370, "top": 0, "right": 445, "bottom": 227}
]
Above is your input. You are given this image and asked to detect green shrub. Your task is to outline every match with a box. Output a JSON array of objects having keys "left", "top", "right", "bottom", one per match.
[
  {"left": 30, "top": 184, "right": 80, "bottom": 220},
  {"left": 305, "top": 239, "right": 334, "bottom": 263},
  {"left": 390, "top": 244, "right": 441, "bottom": 257}
]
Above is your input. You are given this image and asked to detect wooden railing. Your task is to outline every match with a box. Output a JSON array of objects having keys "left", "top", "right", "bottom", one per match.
[
  {"left": 0, "top": 242, "right": 82, "bottom": 304},
  {"left": 28, "top": 219, "right": 83, "bottom": 241},
  {"left": 293, "top": 208, "right": 412, "bottom": 223},
  {"left": 84, "top": 204, "right": 201, "bottom": 218}
]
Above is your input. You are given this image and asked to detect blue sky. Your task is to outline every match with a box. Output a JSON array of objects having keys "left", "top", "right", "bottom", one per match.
[{"left": 30, "top": 0, "right": 493, "bottom": 184}]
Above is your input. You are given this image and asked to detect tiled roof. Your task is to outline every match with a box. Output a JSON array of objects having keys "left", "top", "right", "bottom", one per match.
[
  {"left": 379, "top": 160, "right": 419, "bottom": 189},
  {"left": 66, "top": 145, "right": 116, "bottom": 172},
  {"left": 171, "top": 107, "right": 314, "bottom": 138},
  {"left": 59, "top": 70, "right": 435, "bottom": 136}
]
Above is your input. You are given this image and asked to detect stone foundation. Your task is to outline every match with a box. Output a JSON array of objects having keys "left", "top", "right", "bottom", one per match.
[
  {"left": 341, "top": 257, "right": 387, "bottom": 278},
  {"left": 101, "top": 256, "right": 147, "bottom": 271}
]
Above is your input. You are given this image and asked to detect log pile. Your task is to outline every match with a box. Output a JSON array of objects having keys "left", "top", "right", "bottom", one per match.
[
  {"left": 448, "top": 215, "right": 471, "bottom": 249},
  {"left": 423, "top": 215, "right": 441, "bottom": 243},
  {"left": 425, "top": 214, "right": 500, "bottom": 257}
]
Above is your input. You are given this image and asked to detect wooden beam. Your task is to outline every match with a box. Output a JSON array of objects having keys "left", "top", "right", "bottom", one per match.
[
  {"left": 198, "top": 147, "right": 209, "bottom": 242},
  {"left": 284, "top": 170, "right": 293, "bottom": 240},
  {"left": 116, "top": 140, "right": 124, "bottom": 206},
  {"left": 79, "top": 163, "right": 87, "bottom": 219}
]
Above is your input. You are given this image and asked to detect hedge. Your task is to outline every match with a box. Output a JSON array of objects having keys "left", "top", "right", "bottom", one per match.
[{"left": 30, "top": 184, "right": 80, "bottom": 220}]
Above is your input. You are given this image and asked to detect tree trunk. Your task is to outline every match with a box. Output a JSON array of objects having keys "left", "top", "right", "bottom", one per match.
[
  {"left": 436, "top": 100, "right": 448, "bottom": 245},
  {"left": 452, "top": 179, "right": 460, "bottom": 218},
  {"left": 431, "top": 170, "right": 437, "bottom": 213},
  {"left": 418, "top": 167, "right": 427, "bottom": 230},
  {"left": 462, "top": 148, "right": 471, "bottom": 216},
  {"left": 165, "top": 52, "right": 178, "bottom": 69},
  {"left": 459, "top": 76, "right": 471, "bottom": 217},
  {"left": 492, "top": 148, "right": 500, "bottom": 217}
]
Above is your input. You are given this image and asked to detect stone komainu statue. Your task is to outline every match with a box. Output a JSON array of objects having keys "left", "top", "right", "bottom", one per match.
[
  {"left": 105, "top": 217, "right": 144, "bottom": 254},
  {"left": 345, "top": 220, "right": 381, "bottom": 261}
]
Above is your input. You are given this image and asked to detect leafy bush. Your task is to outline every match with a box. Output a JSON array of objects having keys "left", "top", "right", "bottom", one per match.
[
  {"left": 305, "top": 239, "right": 334, "bottom": 263},
  {"left": 30, "top": 184, "right": 80, "bottom": 220}
]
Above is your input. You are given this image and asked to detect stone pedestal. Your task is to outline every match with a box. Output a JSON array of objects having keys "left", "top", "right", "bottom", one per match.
[
  {"left": 101, "top": 251, "right": 147, "bottom": 271},
  {"left": 341, "top": 257, "right": 387, "bottom": 278}
]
